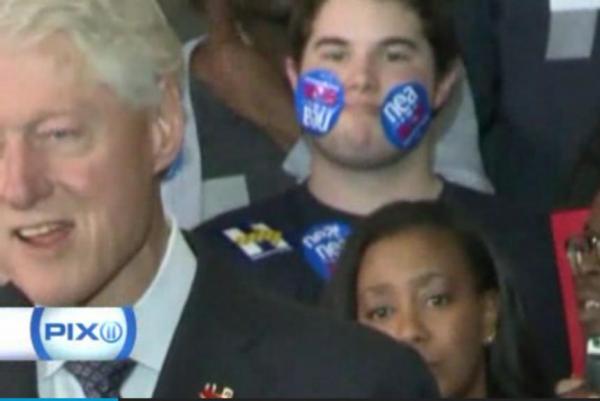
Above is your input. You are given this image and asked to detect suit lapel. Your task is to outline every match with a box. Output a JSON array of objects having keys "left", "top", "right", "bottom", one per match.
[{"left": 153, "top": 262, "right": 268, "bottom": 398}]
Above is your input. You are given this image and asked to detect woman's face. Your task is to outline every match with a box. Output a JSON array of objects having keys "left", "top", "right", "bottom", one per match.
[{"left": 356, "top": 227, "right": 497, "bottom": 398}]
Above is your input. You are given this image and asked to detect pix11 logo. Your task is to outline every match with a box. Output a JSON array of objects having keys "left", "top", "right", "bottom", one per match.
[{"left": 30, "top": 307, "right": 136, "bottom": 360}]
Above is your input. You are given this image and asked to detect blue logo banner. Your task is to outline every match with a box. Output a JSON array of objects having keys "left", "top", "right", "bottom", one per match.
[{"left": 30, "top": 307, "right": 136, "bottom": 361}]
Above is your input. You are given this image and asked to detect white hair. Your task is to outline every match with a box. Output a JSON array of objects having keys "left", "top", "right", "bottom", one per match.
[{"left": 0, "top": 0, "right": 183, "bottom": 108}]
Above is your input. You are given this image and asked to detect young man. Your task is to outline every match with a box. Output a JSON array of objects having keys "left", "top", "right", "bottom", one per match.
[
  {"left": 194, "top": 0, "right": 569, "bottom": 383},
  {"left": 162, "top": 0, "right": 493, "bottom": 228},
  {"left": 0, "top": 1, "right": 439, "bottom": 398}
]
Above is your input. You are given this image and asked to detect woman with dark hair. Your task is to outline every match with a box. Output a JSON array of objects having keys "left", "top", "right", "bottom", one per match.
[{"left": 322, "top": 201, "right": 551, "bottom": 397}]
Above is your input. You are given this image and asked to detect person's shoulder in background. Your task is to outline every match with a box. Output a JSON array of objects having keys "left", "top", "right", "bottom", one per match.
[
  {"left": 190, "top": 184, "right": 304, "bottom": 240},
  {"left": 558, "top": 125, "right": 600, "bottom": 210},
  {"left": 186, "top": 184, "right": 322, "bottom": 300}
]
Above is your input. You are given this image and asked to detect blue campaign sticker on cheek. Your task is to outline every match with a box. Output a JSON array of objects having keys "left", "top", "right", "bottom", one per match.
[
  {"left": 380, "top": 82, "right": 433, "bottom": 150},
  {"left": 302, "top": 221, "right": 353, "bottom": 281},
  {"left": 294, "top": 69, "right": 345, "bottom": 137}
]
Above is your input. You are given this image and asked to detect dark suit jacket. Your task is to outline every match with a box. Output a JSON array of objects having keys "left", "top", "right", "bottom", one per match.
[
  {"left": 0, "top": 252, "right": 438, "bottom": 398},
  {"left": 453, "top": 0, "right": 600, "bottom": 210}
]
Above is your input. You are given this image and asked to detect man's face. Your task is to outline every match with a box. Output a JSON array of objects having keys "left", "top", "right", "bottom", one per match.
[
  {"left": 0, "top": 35, "right": 175, "bottom": 306},
  {"left": 288, "top": 0, "right": 454, "bottom": 170},
  {"left": 575, "top": 192, "right": 600, "bottom": 334}
]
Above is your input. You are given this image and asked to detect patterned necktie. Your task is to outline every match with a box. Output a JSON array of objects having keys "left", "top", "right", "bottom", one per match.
[{"left": 64, "top": 359, "right": 136, "bottom": 398}]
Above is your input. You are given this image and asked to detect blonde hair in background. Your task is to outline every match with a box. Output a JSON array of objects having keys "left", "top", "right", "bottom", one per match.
[{"left": 0, "top": 0, "right": 183, "bottom": 108}]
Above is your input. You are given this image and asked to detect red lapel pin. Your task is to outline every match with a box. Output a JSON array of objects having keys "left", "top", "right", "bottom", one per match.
[{"left": 199, "top": 383, "right": 235, "bottom": 399}]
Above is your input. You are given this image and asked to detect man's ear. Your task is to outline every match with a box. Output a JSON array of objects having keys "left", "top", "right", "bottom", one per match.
[
  {"left": 432, "top": 60, "right": 461, "bottom": 110},
  {"left": 150, "top": 75, "right": 185, "bottom": 176},
  {"left": 481, "top": 290, "right": 500, "bottom": 345},
  {"left": 285, "top": 56, "right": 300, "bottom": 91}
]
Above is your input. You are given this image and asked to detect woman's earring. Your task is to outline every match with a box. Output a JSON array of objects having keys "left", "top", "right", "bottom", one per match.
[{"left": 484, "top": 332, "right": 496, "bottom": 346}]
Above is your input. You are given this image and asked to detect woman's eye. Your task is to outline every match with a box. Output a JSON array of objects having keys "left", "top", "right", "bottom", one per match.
[
  {"left": 366, "top": 305, "right": 395, "bottom": 321},
  {"left": 426, "top": 294, "right": 451, "bottom": 308}
]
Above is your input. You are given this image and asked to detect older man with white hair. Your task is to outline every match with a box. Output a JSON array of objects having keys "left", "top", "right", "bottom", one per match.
[{"left": 0, "top": 0, "right": 438, "bottom": 398}]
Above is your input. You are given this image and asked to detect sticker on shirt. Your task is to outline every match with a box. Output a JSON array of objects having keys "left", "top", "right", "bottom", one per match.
[
  {"left": 294, "top": 69, "right": 345, "bottom": 137},
  {"left": 302, "top": 221, "right": 353, "bottom": 281},
  {"left": 223, "top": 223, "right": 292, "bottom": 262},
  {"left": 381, "top": 81, "right": 432, "bottom": 151}
]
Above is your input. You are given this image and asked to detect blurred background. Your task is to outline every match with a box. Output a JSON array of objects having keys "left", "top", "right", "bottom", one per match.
[{"left": 159, "top": 0, "right": 206, "bottom": 41}]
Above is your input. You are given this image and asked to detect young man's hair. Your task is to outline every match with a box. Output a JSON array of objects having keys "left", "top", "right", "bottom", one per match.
[{"left": 289, "top": 0, "right": 460, "bottom": 78}]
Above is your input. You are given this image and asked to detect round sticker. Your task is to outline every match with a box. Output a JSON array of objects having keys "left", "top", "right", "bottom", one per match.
[
  {"left": 302, "top": 221, "right": 352, "bottom": 281},
  {"left": 294, "top": 69, "right": 345, "bottom": 137},
  {"left": 380, "top": 82, "right": 432, "bottom": 150}
]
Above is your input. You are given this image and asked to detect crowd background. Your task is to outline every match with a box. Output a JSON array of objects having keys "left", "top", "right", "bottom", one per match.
[
  {"left": 118, "top": 0, "right": 600, "bottom": 395},
  {"left": 0, "top": 0, "right": 599, "bottom": 398}
]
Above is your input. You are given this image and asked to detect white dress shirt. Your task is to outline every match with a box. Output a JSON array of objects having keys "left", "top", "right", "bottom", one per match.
[{"left": 37, "top": 224, "right": 197, "bottom": 398}]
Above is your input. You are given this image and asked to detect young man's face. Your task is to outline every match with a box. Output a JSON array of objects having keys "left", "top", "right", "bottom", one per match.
[
  {"left": 288, "top": 0, "right": 455, "bottom": 170},
  {"left": 0, "top": 35, "right": 180, "bottom": 306}
]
